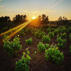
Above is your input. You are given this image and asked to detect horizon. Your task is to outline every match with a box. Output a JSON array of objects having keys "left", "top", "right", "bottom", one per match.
[{"left": 0, "top": 0, "right": 71, "bottom": 21}]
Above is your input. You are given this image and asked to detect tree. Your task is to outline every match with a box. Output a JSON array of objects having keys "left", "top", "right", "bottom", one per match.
[
  {"left": 58, "top": 16, "right": 68, "bottom": 25},
  {"left": 0, "top": 16, "right": 11, "bottom": 27},
  {"left": 0, "top": 16, "right": 11, "bottom": 32},
  {"left": 58, "top": 16, "right": 63, "bottom": 21},
  {"left": 13, "top": 14, "right": 27, "bottom": 24},
  {"left": 0, "top": 16, "right": 11, "bottom": 22},
  {"left": 41, "top": 14, "right": 49, "bottom": 24}
]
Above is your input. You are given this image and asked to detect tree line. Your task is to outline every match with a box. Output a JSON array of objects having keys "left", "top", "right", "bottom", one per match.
[
  {"left": 0, "top": 14, "right": 27, "bottom": 33},
  {"left": 0, "top": 14, "right": 70, "bottom": 33}
]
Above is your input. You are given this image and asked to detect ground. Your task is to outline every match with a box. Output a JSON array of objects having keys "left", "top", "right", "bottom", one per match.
[{"left": 0, "top": 25, "right": 71, "bottom": 71}]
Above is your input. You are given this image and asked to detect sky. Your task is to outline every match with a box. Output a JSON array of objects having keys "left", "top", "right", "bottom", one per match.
[{"left": 0, "top": 0, "right": 71, "bottom": 20}]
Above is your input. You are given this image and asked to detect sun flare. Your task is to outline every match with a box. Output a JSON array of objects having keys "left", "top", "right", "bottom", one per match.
[{"left": 32, "top": 16, "right": 36, "bottom": 20}]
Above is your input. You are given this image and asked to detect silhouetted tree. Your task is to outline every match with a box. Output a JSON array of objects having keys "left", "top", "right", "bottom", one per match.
[
  {"left": 63, "top": 16, "right": 67, "bottom": 21},
  {"left": 0, "top": 16, "right": 11, "bottom": 22},
  {"left": 0, "top": 16, "right": 11, "bottom": 27},
  {"left": 58, "top": 16, "right": 69, "bottom": 25},
  {"left": 41, "top": 14, "right": 49, "bottom": 24},
  {"left": 58, "top": 16, "right": 63, "bottom": 21},
  {"left": 13, "top": 14, "right": 27, "bottom": 24},
  {"left": 0, "top": 16, "right": 11, "bottom": 33}
]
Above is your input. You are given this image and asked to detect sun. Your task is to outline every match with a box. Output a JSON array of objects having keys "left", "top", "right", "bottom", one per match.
[{"left": 32, "top": 16, "right": 36, "bottom": 20}]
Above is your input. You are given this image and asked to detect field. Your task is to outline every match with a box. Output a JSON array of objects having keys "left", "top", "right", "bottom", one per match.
[{"left": 0, "top": 22, "right": 71, "bottom": 71}]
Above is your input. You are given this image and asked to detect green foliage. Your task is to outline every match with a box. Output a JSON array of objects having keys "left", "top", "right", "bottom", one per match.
[
  {"left": 3, "top": 40, "right": 14, "bottom": 56},
  {"left": 45, "top": 43, "right": 49, "bottom": 49},
  {"left": 50, "top": 44, "right": 56, "bottom": 48},
  {"left": 37, "top": 42, "right": 45, "bottom": 52},
  {"left": 54, "top": 26, "right": 66, "bottom": 35},
  {"left": 51, "top": 28, "right": 55, "bottom": 32},
  {"left": 48, "top": 32, "right": 54, "bottom": 38},
  {"left": 45, "top": 47, "right": 64, "bottom": 64},
  {"left": 16, "top": 50, "right": 31, "bottom": 71},
  {"left": 3, "top": 37, "right": 22, "bottom": 56},
  {"left": 34, "top": 30, "right": 45, "bottom": 38},
  {"left": 57, "top": 36, "right": 63, "bottom": 43},
  {"left": 54, "top": 28, "right": 59, "bottom": 35},
  {"left": 46, "top": 27, "right": 51, "bottom": 33},
  {"left": 58, "top": 26, "right": 66, "bottom": 33},
  {"left": 57, "top": 32, "right": 67, "bottom": 39},
  {"left": 12, "top": 37, "right": 22, "bottom": 50},
  {"left": 47, "top": 27, "right": 55, "bottom": 32},
  {"left": 42, "top": 35, "right": 50, "bottom": 43},
  {"left": 19, "top": 29, "right": 25, "bottom": 36},
  {"left": 25, "top": 38, "right": 32, "bottom": 45},
  {"left": 57, "top": 36, "right": 66, "bottom": 48},
  {"left": 60, "top": 32, "right": 67, "bottom": 38},
  {"left": 69, "top": 33, "right": 71, "bottom": 40},
  {"left": 37, "top": 42, "right": 49, "bottom": 52}
]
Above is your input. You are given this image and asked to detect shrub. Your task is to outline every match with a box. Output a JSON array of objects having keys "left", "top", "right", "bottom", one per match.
[
  {"left": 58, "top": 26, "right": 66, "bottom": 33},
  {"left": 45, "top": 47, "right": 64, "bottom": 64},
  {"left": 54, "top": 28, "right": 59, "bottom": 35},
  {"left": 57, "top": 43, "right": 64, "bottom": 48},
  {"left": 25, "top": 38, "right": 32, "bottom": 45},
  {"left": 57, "top": 37, "right": 63, "bottom": 43},
  {"left": 42, "top": 35, "right": 50, "bottom": 43},
  {"left": 60, "top": 32, "right": 67, "bottom": 39},
  {"left": 37, "top": 42, "right": 45, "bottom": 52},
  {"left": 3, "top": 37, "right": 22, "bottom": 56},
  {"left": 50, "top": 44, "right": 56, "bottom": 48},
  {"left": 46, "top": 27, "right": 51, "bottom": 33},
  {"left": 51, "top": 28, "right": 55, "bottom": 32},
  {"left": 34, "top": 30, "right": 45, "bottom": 38},
  {"left": 16, "top": 51, "right": 31, "bottom": 71},
  {"left": 37, "top": 42, "right": 49, "bottom": 52},
  {"left": 3, "top": 40, "right": 14, "bottom": 56},
  {"left": 12, "top": 37, "right": 22, "bottom": 51},
  {"left": 57, "top": 36, "right": 66, "bottom": 48},
  {"left": 48, "top": 32, "right": 54, "bottom": 38},
  {"left": 45, "top": 43, "right": 49, "bottom": 49}
]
